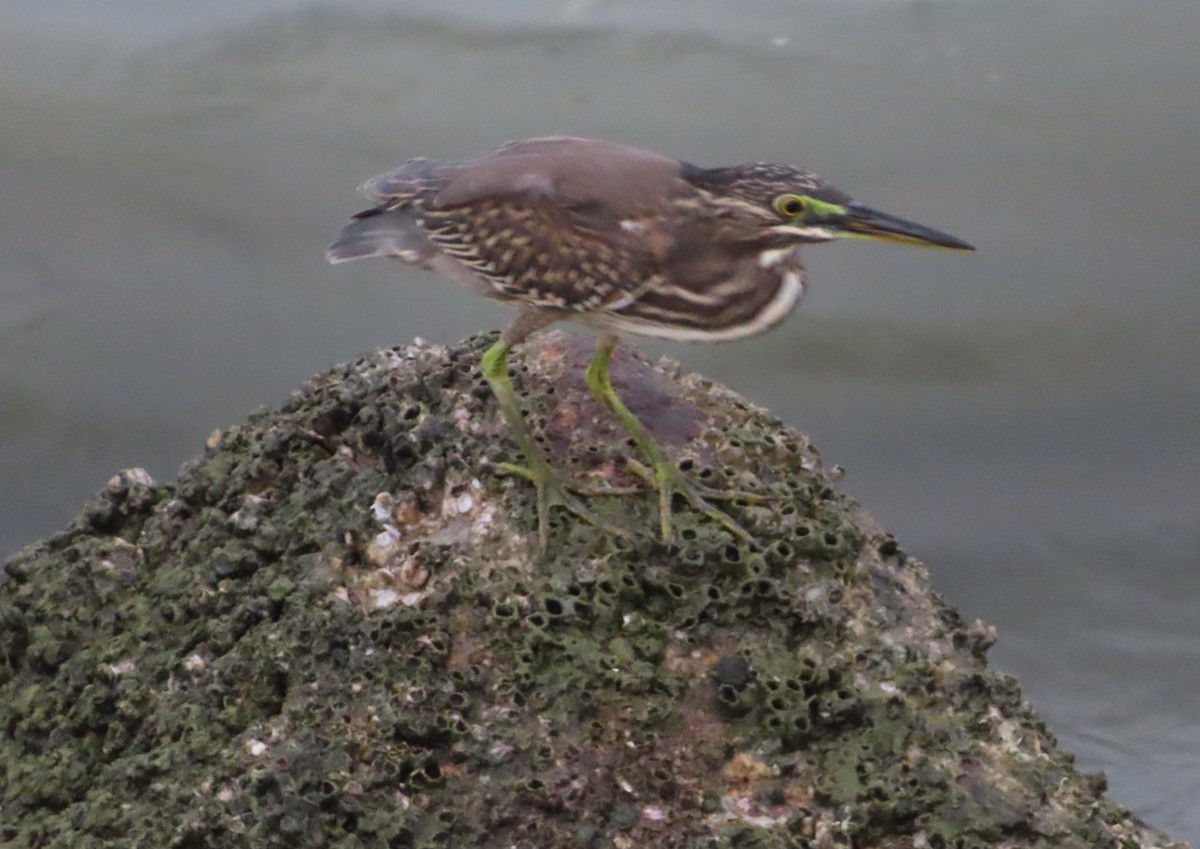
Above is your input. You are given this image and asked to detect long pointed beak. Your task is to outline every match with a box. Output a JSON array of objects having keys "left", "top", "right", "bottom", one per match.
[{"left": 834, "top": 201, "right": 975, "bottom": 251}]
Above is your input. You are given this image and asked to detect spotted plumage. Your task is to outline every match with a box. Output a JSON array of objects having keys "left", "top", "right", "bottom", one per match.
[
  {"left": 327, "top": 136, "right": 973, "bottom": 547},
  {"left": 326, "top": 137, "right": 897, "bottom": 342}
]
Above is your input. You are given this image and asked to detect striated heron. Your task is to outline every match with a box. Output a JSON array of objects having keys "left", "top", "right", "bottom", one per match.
[{"left": 327, "top": 136, "right": 974, "bottom": 548}]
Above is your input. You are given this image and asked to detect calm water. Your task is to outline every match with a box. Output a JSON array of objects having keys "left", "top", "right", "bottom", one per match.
[{"left": 2, "top": 0, "right": 1198, "bottom": 839}]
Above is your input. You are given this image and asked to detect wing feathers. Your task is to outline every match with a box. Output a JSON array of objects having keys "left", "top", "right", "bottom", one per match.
[{"left": 433, "top": 137, "right": 686, "bottom": 215}]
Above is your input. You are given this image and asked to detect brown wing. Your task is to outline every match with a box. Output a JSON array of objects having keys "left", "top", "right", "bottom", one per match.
[
  {"left": 412, "top": 138, "right": 692, "bottom": 312},
  {"left": 418, "top": 192, "right": 669, "bottom": 312},
  {"left": 432, "top": 137, "right": 690, "bottom": 216},
  {"left": 332, "top": 137, "right": 692, "bottom": 313}
]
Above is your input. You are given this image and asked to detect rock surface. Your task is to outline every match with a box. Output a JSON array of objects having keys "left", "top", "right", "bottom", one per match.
[{"left": 0, "top": 331, "right": 1187, "bottom": 848}]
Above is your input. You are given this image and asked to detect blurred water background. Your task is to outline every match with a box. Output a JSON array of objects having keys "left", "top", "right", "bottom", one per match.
[{"left": 2, "top": 0, "right": 1198, "bottom": 839}]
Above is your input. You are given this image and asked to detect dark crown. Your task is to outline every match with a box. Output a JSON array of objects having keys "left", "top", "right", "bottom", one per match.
[{"left": 682, "top": 162, "right": 851, "bottom": 209}]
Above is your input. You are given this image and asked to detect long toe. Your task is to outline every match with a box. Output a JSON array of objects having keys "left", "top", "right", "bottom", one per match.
[
  {"left": 626, "top": 458, "right": 762, "bottom": 550},
  {"left": 495, "top": 459, "right": 636, "bottom": 549}
]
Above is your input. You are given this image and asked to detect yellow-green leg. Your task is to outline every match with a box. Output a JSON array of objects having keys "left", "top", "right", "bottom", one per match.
[
  {"left": 481, "top": 314, "right": 631, "bottom": 548},
  {"left": 585, "top": 333, "right": 759, "bottom": 547}
]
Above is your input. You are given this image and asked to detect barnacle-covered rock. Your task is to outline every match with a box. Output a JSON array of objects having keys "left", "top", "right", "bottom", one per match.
[{"left": 0, "top": 332, "right": 1186, "bottom": 849}]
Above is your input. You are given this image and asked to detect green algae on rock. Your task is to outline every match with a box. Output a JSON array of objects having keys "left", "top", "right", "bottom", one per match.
[{"left": 0, "top": 332, "right": 1187, "bottom": 849}]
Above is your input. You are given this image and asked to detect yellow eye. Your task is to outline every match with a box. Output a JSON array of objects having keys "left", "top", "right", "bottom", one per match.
[{"left": 773, "top": 194, "right": 808, "bottom": 218}]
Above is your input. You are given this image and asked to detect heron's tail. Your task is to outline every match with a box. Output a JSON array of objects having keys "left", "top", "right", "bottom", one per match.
[{"left": 325, "top": 208, "right": 430, "bottom": 265}]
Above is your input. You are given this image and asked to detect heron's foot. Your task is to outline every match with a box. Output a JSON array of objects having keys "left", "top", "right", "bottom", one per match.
[
  {"left": 625, "top": 458, "right": 764, "bottom": 549},
  {"left": 494, "top": 458, "right": 636, "bottom": 549}
]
